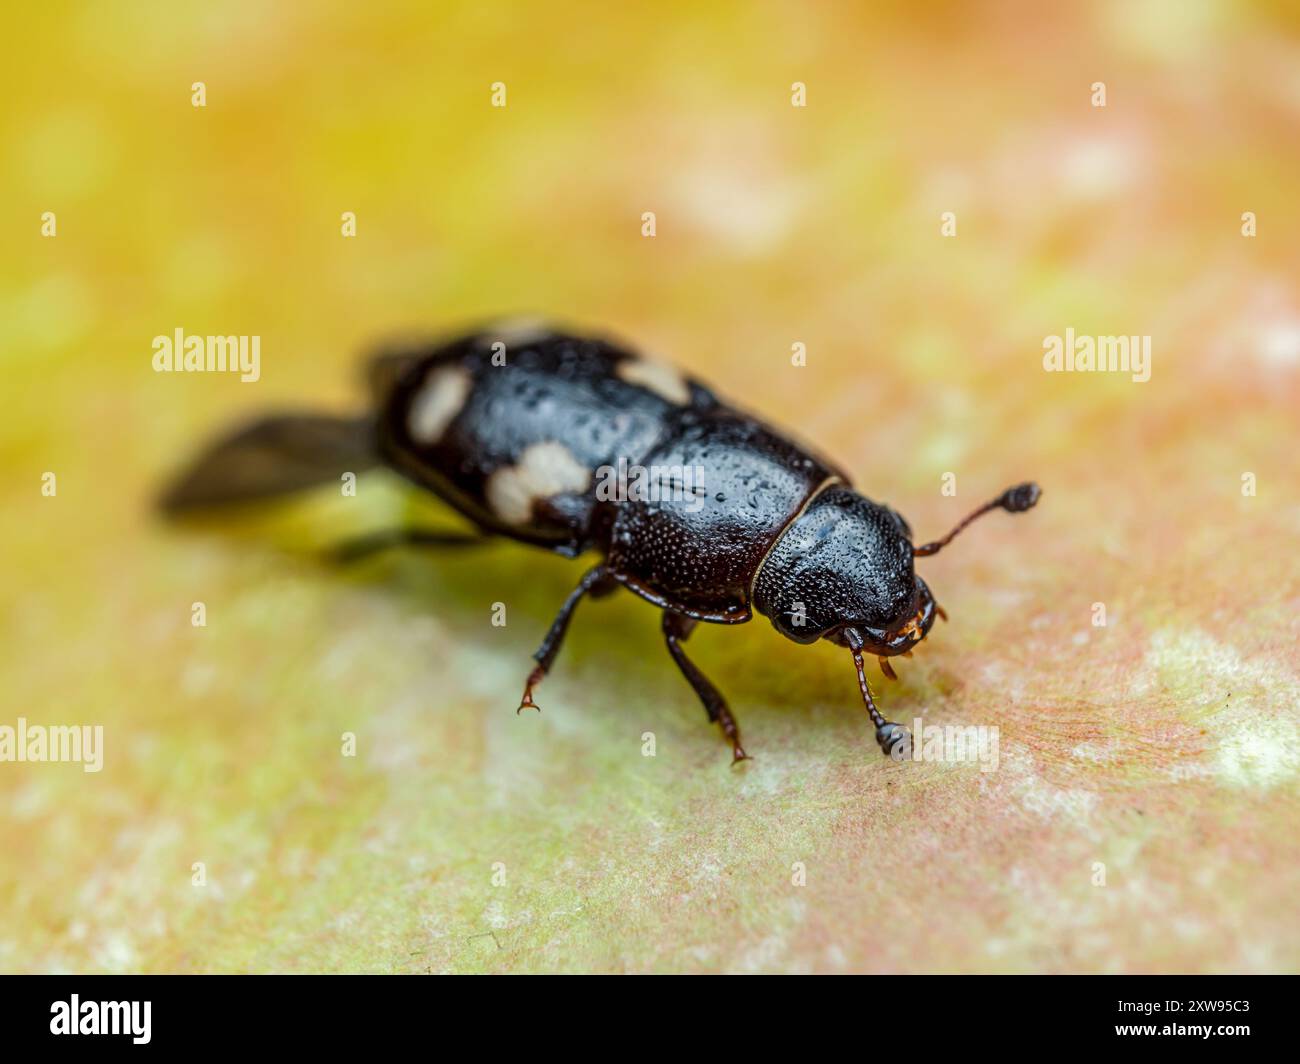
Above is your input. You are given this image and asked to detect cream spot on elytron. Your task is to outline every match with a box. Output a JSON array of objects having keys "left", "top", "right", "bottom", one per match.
[
  {"left": 616, "top": 357, "right": 691, "bottom": 404},
  {"left": 486, "top": 441, "right": 591, "bottom": 525},
  {"left": 408, "top": 366, "right": 471, "bottom": 443}
]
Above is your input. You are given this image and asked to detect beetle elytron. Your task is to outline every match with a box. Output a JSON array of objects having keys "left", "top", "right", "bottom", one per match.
[{"left": 161, "top": 322, "right": 1040, "bottom": 763}]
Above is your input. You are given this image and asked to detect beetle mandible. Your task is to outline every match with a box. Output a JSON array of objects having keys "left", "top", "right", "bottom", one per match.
[{"left": 161, "top": 322, "right": 1041, "bottom": 763}]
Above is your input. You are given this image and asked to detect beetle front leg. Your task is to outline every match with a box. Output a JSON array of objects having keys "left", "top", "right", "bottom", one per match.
[
  {"left": 661, "top": 612, "right": 750, "bottom": 765},
  {"left": 517, "top": 564, "right": 618, "bottom": 713}
]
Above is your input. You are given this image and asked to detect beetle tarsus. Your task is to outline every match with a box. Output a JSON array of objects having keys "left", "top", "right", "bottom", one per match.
[
  {"left": 517, "top": 565, "right": 617, "bottom": 715},
  {"left": 516, "top": 665, "right": 545, "bottom": 714},
  {"left": 720, "top": 706, "right": 750, "bottom": 765}
]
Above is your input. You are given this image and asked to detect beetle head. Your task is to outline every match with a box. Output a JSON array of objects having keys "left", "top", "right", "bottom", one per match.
[
  {"left": 753, "top": 486, "right": 933, "bottom": 653},
  {"left": 754, "top": 481, "right": 1040, "bottom": 660},
  {"left": 755, "top": 479, "right": 1039, "bottom": 758},
  {"left": 824, "top": 575, "right": 939, "bottom": 657}
]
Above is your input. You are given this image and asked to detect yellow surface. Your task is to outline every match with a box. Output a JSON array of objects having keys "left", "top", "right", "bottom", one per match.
[{"left": 1, "top": 2, "right": 1298, "bottom": 973}]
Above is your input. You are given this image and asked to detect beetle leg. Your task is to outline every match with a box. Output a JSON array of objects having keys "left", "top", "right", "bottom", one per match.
[
  {"left": 661, "top": 612, "right": 750, "bottom": 765},
  {"left": 878, "top": 657, "right": 898, "bottom": 681},
  {"left": 326, "top": 527, "right": 493, "bottom": 563},
  {"left": 517, "top": 564, "right": 618, "bottom": 714}
]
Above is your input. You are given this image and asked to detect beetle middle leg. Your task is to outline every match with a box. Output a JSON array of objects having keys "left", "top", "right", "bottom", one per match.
[
  {"left": 517, "top": 564, "right": 619, "bottom": 713},
  {"left": 661, "top": 612, "right": 750, "bottom": 765}
]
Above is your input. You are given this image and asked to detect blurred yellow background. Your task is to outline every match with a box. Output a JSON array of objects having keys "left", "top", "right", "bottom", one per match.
[{"left": 2, "top": 0, "right": 1297, "bottom": 972}]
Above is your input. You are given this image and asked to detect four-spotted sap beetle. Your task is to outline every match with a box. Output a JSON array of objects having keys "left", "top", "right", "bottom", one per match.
[{"left": 160, "top": 322, "right": 1041, "bottom": 764}]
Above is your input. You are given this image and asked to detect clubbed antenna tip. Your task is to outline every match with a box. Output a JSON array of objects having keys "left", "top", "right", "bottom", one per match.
[
  {"left": 914, "top": 481, "right": 1042, "bottom": 558},
  {"left": 1000, "top": 481, "right": 1041, "bottom": 513}
]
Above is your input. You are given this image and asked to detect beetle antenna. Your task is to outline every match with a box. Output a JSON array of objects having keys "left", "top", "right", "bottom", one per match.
[
  {"left": 913, "top": 482, "right": 1040, "bottom": 557},
  {"left": 844, "top": 628, "right": 910, "bottom": 757}
]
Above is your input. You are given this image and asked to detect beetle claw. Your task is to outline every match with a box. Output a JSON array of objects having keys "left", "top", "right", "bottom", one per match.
[
  {"left": 517, "top": 665, "right": 545, "bottom": 713},
  {"left": 730, "top": 744, "right": 752, "bottom": 766}
]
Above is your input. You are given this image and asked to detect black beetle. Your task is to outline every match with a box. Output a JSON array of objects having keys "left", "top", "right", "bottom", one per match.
[{"left": 161, "top": 322, "right": 1040, "bottom": 763}]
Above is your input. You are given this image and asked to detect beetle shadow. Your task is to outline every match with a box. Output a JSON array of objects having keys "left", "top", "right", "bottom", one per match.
[
  {"left": 322, "top": 534, "right": 904, "bottom": 747},
  {"left": 160, "top": 492, "right": 892, "bottom": 749},
  {"left": 327, "top": 536, "right": 659, "bottom": 686}
]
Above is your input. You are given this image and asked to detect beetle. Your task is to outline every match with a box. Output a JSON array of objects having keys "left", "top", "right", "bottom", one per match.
[{"left": 160, "top": 321, "right": 1040, "bottom": 763}]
